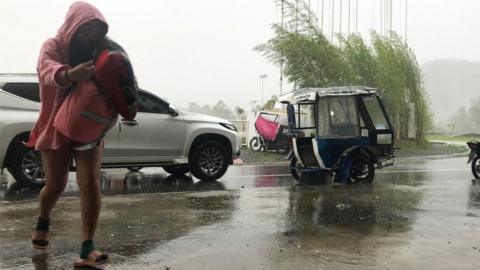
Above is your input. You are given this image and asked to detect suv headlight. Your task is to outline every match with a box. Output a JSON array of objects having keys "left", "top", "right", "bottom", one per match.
[{"left": 220, "top": 123, "right": 238, "bottom": 132}]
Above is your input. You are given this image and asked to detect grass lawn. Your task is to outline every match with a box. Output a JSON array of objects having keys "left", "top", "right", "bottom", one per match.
[
  {"left": 240, "top": 140, "right": 467, "bottom": 164},
  {"left": 395, "top": 140, "right": 467, "bottom": 158}
]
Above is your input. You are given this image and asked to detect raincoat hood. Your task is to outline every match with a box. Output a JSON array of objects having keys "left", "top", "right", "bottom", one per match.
[{"left": 56, "top": 1, "right": 108, "bottom": 46}]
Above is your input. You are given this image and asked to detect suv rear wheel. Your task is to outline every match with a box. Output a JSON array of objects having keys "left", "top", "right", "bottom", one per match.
[
  {"left": 7, "top": 146, "right": 45, "bottom": 188},
  {"left": 190, "top": 140, "right": 229, "bottom": 181}
]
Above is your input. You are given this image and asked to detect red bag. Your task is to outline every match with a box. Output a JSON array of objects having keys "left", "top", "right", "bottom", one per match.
[
  {"left": 53, "top": 41, "right": 138, "bottom": 150},
  {"left": 94, "top": 49, "right": 138, "bottom": 120}
]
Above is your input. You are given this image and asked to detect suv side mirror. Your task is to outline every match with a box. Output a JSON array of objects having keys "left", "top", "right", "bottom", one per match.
[{"left": 168, "top": 106, "right": 178, "bottom": 116}]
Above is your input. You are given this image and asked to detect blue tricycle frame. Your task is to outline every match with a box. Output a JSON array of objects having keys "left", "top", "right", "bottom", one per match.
[{"left": 283, "top": 86, "right": 395, "bottom": 184}]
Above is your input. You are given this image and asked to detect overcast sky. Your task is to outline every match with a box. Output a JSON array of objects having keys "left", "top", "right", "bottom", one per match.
[{"left": 1, "top": 0, "right": 479, "bottom": 110}]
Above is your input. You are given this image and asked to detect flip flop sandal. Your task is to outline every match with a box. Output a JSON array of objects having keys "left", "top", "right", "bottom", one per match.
[
  {"left": 32, "top": 230, "right": 49, "bottom": 250},
  {"left": 32, "top": 240, "right": 49, "bottom": 250}
]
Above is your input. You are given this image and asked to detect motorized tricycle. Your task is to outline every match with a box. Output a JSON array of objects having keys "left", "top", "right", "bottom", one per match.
[
  {"left": 283, "top": 87, "right": 395, "bottom": 184},
  {"left": 249, "top": 111, "right": 290, "bottom": 154}
]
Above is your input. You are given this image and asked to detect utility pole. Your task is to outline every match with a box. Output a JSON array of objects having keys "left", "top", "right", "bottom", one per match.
[
  {"left": 385, "top": 0, "right": 388, "bottom": 36},
  {"left": 355, "top": 0, "right": 358, "bottom": 33},
  {"left": 389, "top": 0, "right": 393, "bottom": 36},
  {"left": 295, "top": 0, "right": 299, "bottom": 32},
  {"left": 308, "top": 0, "right": 312, "bottom": 32},
  {"left": 348, "top": 0, "right": 351, "bottom": 34},
  {"left": 331, "top": 0, "right": 335, "bottom": 40},
  {"left": 386, "top": 0, "right": 389, "bottom": 36},
  {"left": 321, "top": 0, "right": 325, "bottom": 31},
  {"left": 387, "top": 0, "right": 393, "bottom": 36},
  {"left": 380, "top": 0, "right": 383, "bottom": 36},
  {"left": 280, "top": 0, "right": 284, "bottom": 95},
  {"left": 317, "top": 0, "right": 320, "bottom": 30},
  {"left": 388, "top": 0, "right": 391, "bottom": 36},
  {"left": 339, "top": 0, "right": 343, "bottom": 34},
  {"left": 405, "top": 0, "right": 408, "bottom": 41}
]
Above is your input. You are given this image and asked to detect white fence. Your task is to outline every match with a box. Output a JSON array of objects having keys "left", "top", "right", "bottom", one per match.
[{"left": 229, "top": 120, "right": 249, "bottom": 146}]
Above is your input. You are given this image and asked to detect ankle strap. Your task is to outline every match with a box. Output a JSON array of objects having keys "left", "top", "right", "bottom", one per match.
[{"left": 35, "top": 217, "right": 50, "bottom": 231}]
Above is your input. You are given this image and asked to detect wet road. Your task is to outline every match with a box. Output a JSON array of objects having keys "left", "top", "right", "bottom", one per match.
[{"left": 0, "top": 157, "right": 479, "bottom": 269}]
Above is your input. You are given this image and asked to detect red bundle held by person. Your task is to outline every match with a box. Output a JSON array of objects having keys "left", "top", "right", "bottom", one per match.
[{"left": 94, "top": 48, "right": 138, "bottom": 121}]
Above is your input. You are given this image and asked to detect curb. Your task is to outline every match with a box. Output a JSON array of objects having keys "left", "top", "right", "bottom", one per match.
[{"left": 237, "top": 152, "right": 469, "bottom": 166}]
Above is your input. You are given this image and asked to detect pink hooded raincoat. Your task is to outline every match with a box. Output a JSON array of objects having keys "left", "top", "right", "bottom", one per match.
[{"left": 26, "top": 2, "right": 115, "bottom": 150}]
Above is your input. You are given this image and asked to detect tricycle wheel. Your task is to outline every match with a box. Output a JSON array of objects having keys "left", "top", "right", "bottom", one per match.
[
  {"left": 348, "top": 153, "right": 374, "bottom": 184},
  {"left": 249, "top": 137, "right": 263, "bottom": 151},
  {"left": 290, "top": 156, "right": 302, "bottom": 180},
  {"left": 471, "top": 156, "right": 480, "bottom": 179}
]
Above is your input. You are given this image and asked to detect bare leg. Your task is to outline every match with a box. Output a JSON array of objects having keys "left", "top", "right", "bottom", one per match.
[
  {"left": 74, "top": 143, "right": 103, "bottom": 242},
  {"left": 33, "top": 148, "right": 71, "bottom": 243},
  {"left": 73, "top": 143, "right": 109, "bottom": 266}
]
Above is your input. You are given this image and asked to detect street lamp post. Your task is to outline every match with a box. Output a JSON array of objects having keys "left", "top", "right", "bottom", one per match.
[{"left": 260, "top": 74, "right": 267, "bottom": 109}]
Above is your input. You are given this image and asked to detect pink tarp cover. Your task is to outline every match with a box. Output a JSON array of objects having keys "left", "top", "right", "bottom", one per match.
[{"left": 254, "top": 116, "right": 280, "bottom": 141}]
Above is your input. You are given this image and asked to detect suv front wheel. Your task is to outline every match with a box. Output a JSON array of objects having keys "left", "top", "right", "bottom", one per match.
[
  {"left": 190, "top": 140, "right": 229, "bottom": 181},
  {"left": 8, "top": 146, "right": 45, "bottom": 188}
]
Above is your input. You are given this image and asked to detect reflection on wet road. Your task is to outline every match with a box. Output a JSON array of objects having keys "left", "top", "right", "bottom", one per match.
[{"left": 0, "top": 157, "right": 479, "bottom": 269}]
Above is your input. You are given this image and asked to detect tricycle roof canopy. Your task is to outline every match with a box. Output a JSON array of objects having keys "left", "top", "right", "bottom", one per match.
[{"left": 281, "top": 86, "right": 378, "bottom": 103}]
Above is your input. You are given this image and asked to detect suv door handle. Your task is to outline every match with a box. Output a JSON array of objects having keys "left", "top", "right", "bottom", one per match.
[{"left": 121, "top": 119, "right": 138, "bottom": 127}]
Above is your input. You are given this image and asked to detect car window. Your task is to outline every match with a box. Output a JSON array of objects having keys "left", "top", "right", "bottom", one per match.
[
  {"left": 137, "top": 91, "right": 169, "bottom": 114},
  {"left": 1, "top": 83, "right": 40, "bottom": 102}
]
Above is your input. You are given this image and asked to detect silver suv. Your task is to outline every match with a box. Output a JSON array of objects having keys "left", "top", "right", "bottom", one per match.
[{"left": 0, "top": 74, "right": 241, "bottom": 188}]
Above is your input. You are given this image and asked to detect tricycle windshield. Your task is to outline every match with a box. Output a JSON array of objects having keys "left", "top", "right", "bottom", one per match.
[
  {"left": 362, "top": 95, "right": 390, "bottom": 130},
  {"left": 293, "top": 103, "right": 316, "bottom": 137},
  {"left": 317, "top": 96, "right": 360, "bottom": 137}
]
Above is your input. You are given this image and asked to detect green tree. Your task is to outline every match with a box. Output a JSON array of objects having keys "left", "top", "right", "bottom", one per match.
[
  {"left": 468, "top": 98, "right": 480, "bottom": 128},
  {"left": 255, "top": 0, "right": 431, "bottom": 142},
  {"left": 263, "top": 95, "right": 279, "bottom": 110},
  {"left": 339, "top": 34, "right": 377, "bottom": 86},
  {"left": 234, "top": 106, "right": 247, "bottom": 120}
]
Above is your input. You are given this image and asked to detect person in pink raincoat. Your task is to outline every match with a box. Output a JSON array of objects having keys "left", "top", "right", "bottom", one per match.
[{"left": 28, "top": 1, "right": 120, "bottom": 267}]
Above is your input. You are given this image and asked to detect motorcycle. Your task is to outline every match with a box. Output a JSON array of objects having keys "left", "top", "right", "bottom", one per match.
[{"left": 467, "top": 140, "right": 480, "bottom": 178}]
